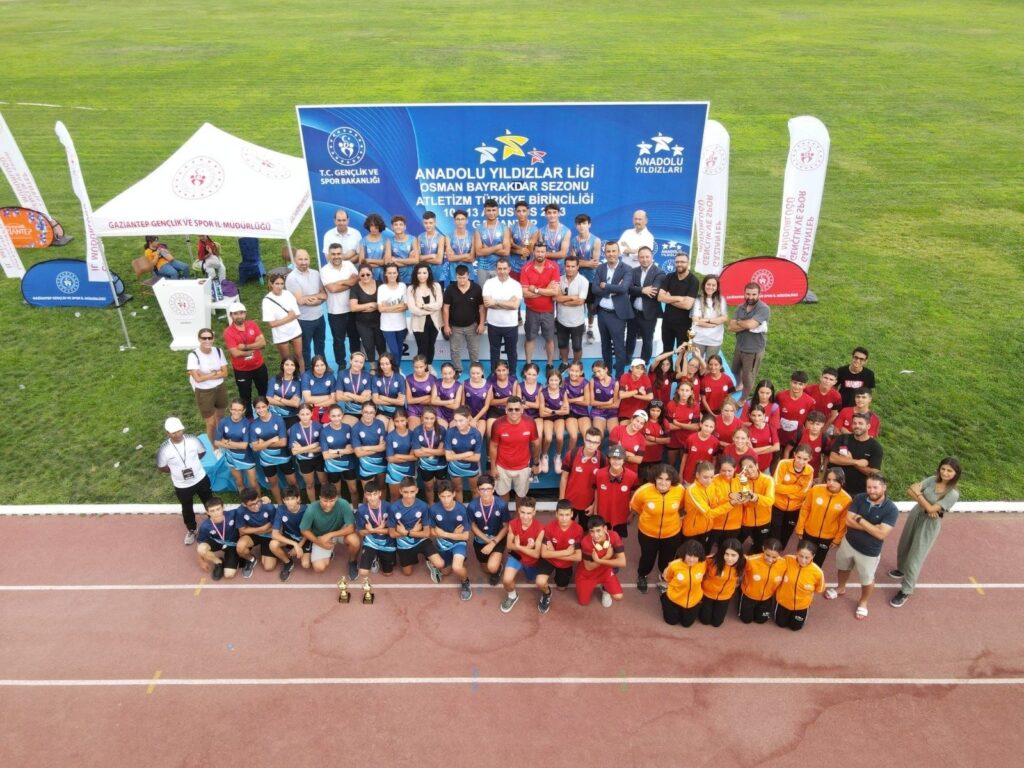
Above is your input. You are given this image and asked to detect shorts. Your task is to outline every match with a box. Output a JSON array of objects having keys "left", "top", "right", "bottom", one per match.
[
  {"left": 495, "top": 465, "right": 532, "bottom": 497},
  {"left": 296, "top": 455, "right": 324, "bottom": 474},
  {"left": 437, "top": 541, "right": 467, "bottom": 565},
  {"left": 310, "top": 536, "right": 348, "bottom": 563},
  {"left": 536, "top": 559, "right": 574, "bottom": 588},
  {"left": 612, "top": 523, "right": 629, "bottom": 540},
  {"left": 835, "top": 538, "right": 881, "bottom": 585},
  {"left": 224, "top": 450, "right": 256, "bottom": 471},
  {"left": 261, "top": 460, "right": 294, "bottom": 478},
  {"left": 386, "top": 463, "right": 416, "bottom": 485},
  {"left": 576, "top": 569, "right": 623, "bottom": 605},
  {"left": 555, "top": 320, "right": 585, "bottom": 352},
  {"left": 358, "top": 547, "right": 396, "bottom": 573},
  {"left": 397, "top": 539, "right": 438, "bottom": 567},
  {"left": 195, "top": 383, "right": 228, "bottom": 419},
  {"left": 590, "top": 407, "right": 618, "bottom": 421},
  {"left": 473, "top": 538, "right": 507, "bottom": 563},
  {"left": 278, "top": 534, "right": 313, "bottom": 554},
  {"left": 238, "top": 534, "right": 272, "bottom": 556},
  {"left": 418, "top": 467, "right": 447, "bottom": 482},
  {"left": 203, "top": 541, "right": 239, "bottom": 570},
  {"left": 504, "top": 555, "right": 539, "bottom": 581},
  {"left": 524, "top": 310, "right": 556, "bottom": 342}
]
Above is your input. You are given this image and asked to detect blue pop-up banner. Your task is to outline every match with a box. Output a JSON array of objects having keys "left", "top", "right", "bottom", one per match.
[
  {"left": 20, "top": 258, "right": 126, "bottom": 308},
  {"left": 296, "top": 102, "right": 708, "bottom": 271}
]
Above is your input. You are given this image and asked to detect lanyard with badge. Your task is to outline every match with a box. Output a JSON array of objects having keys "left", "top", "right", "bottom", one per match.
[{"left": 172, "top": 439, "right": 195, "bottom": 482}]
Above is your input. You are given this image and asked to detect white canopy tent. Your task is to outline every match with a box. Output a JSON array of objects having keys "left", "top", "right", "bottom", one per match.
[{"left": 91, "top": 123, "right": 310, "bottom": 240}]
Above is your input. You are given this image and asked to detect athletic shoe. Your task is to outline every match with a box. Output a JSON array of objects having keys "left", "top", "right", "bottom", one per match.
[
  {"left": 538, "top": 591, "right": 552, "bottom": 614},
  {"left": 280, "top": 559, "right": 296, "bottom": 582},
  {"left": 427, "top": 561, "right": 443, "bottom": 584},
  {"left": 242, "top": 557, "right": 257, "bottom": 579},
  {"left": 460, "top": 579, "right": 473, "bottom": 601},
  {"left": 183, "top": 530, "right": 197, "bottom": 546},
  {"left": 586, "top": 328, "right": 596, "bottom": 344},
  {"left": 488, "top": 572, "right": 501, "bottom": 586},
  {"left": 348, "top": 560, "right": 358, "bottom": 580},
  {"left": 540, "top": 455, "right": 550, "bottom": 474},
  {"left": 553, "top": 455, "right": 562, "bottom": 474},
  {"left": 657, "top": 578, "right": 668, "bottom": 594},
  {"left": 888, "top": 568, "right": 905, "bottom": 579},
  {"left": 890, "top": 591, "right": 910, "bottom": 608},
  {"left": 558, "top": 362, "right": 570, "bottom": 375},
  {"left": 211, "top": 563, "right": 224, "bottom": 581},
  {"left": 371, "top": 557, "right": 380, "bottom": 574},
  {"left": 824, "top": 587, "right": 839, "bottom": 600},
  {"left": 601, "top": 588, "right": 613, "bottom": 608},
  {"left": 500, "top": 593, "right": 519, "bottom": 613},
  {"left": 636, "top": 575, "right": 648, "bottom": 594}
]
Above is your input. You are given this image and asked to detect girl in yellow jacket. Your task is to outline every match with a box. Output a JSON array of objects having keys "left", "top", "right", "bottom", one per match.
[
  {"left": 775, "top": 540, "right": 825, "bottom": 631},
  {"left": 629, "top": 463, "right": 685, "bottom": 594},
  {"left": 708, "top": 456, "right": 743, "bottom": 554},
  {"left": 771, "top": 446, "right": 815, "bottom": 549},
  {"left": 795, "top": 468, "right": 853, "bottom": 566},
  {"left": 681, "top": 461, "right": 730, "bottom": 550},
  {"left": 698, "top": 537, "right": 745, "bottom": 627},
  {"left": 660, "top": 539, "right": 706, "bottom": 628},
  {"left": 737, "top": 456, "right": 775, "bottom": 554},
  {"left": 739, "top": 537, "right": 788, "bottom": 624}
]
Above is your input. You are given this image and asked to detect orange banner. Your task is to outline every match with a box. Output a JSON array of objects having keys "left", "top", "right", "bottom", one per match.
[{"left": 1, "top": 206, "right": 54, "bottom": 248}]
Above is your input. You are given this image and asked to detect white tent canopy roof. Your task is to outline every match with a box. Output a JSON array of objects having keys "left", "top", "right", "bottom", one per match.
[{"left": 91, "top": 123, "right": 310, "bottom": 239}]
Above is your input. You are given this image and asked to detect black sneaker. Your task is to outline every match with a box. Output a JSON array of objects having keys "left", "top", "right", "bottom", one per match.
[
  {"left": 889, "top": 591, "right": 910, "bottom": 608},
  {"left": 459, "top": 579, "right": 473, "bottom": 602},
  {"left": 538, "top": 591, "right": 552, "bottom": 614},
  {"left": 279, "top": 559, "right": 296, "bottom": 582},
  {"left": 888, "top": 568, "right": 905, "bottom": 580},
  {"left": 242, "top": 557, "right": 257, "bottom": 579},
  {"left": 211, "top": 563, "right": 224, "bottom": 581},
  {"left": 636, "top": 575, "right": 648, "bottom": 594},
  {"left": 488, "top": 572, "right": 501, "bottom": 586}
]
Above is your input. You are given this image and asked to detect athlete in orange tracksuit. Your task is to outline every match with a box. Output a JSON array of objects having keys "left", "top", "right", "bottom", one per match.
[
  {"left": 660, "top": 539, "right": 707, "bottom": 628},
  {"left": 775, "top": 542, "right": 825, "bottom": 631},
  {"left": 708, "top": 456, "right": 743, "bottom": 553},
  {"left": 795, "top": 468, "right": 853, "bottom": 566},
  {"left": 681, "top": 461, "right": 729, "bottom": 548},
  {"left": 698, "top": 537, "right": 745, "bottom": 627},
  {"left": 739, "top": 540, "right": 789, "bottom": 624},
  {"left": 771, "top": 449, "right": 815, "bottom": 549},
  {"left": 629, "top": 464, "right": 684, "bottom": 594},
  {"left": 736, "top": 456, "right": 775, "bottom": 553}
]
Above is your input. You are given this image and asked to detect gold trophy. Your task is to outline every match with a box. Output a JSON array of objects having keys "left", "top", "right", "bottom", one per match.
[
  {"left": 686, "top": 327, "right": 696, "bottom": 350},
  {"left": 738, "top": 473, "right": 755, "bottom": 503},
  {"left": 362, "top": 578, "right": 375, "bottom": 605},
  {"left": 337, "top": 576, "right": 350, "bottom": 604}
]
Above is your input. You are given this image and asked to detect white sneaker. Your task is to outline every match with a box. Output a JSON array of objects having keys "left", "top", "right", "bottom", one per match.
[
  {"left": 540, "top": 455, "right": 549, "bottom": 474},
  {"left": 553, "top": 455, "right": 562, "bottom": 474},
  {"left": 601, "top": 587, "right": 613, "bottom": 608},
  {"left": 183, "top": 530, "right": 196, "bottom": 546},
  {"left": 586, "top": 328, "right": 596, "bottom": 344}
]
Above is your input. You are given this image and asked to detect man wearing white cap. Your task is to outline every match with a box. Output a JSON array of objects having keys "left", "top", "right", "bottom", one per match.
[
  {"left": 223, "top": 302, "right": 268, "bottom": 418},
  {"left": 156, "top": 416, "right": 212, "bottom": 544},
  {"left": 608, "top": 410, "right": 649, "bottom": 467}
]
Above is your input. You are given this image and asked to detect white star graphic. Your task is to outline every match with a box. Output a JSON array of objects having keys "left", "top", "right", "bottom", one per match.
[
  {"left": 651, "top": 133, "right": 673, "bottom": 152},
  {"left": 475, "top": 143, "right": 497, "bottom": 163},
  {"left": 636, "top": 141, "right": 653, "bottom": 156},
  {"left": 672, "top": 144, "right": 685, "bottom": 156}
]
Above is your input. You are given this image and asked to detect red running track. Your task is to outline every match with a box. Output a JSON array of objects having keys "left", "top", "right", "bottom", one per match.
[{"left": 1, "top": 513, "right": 1022, "bottom": 766}]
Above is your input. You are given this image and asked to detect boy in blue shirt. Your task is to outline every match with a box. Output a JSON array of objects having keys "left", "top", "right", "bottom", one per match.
[
  {"left": 270, "top": 485, "right": 310, "bottom": 582},
  {"left": 467, "top": 473, "right": 510, "bottom": 586},
  {"left": 195, "top": 497, "right": 240, "bottom": 580},
  {"left": 429, "top": 479, "right": 473, "bottom": 601},
  {"left": 389, "top": 477, "right": 445, "bottom": 582}
]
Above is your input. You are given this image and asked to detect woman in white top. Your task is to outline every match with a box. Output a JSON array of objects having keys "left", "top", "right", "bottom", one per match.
[
  {"left": 262, "top": 273, "right": 304, "bottom": 370},
  {"left": 186, "top": 328, "right": 230, "bottom": 444},
  {"left": 377, "top": 263, "right": 408, "bottom": 361},
  {"left": 406, "top": 265, "right": 443, "bottom": 368},
  {"left": 690, "top": 274, "right": 729, "bottom": 359}
]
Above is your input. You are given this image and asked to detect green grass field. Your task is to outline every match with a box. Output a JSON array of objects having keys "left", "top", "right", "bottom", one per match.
[{"left": 1, "top": 0, "right": 1020, "bottom": 503}]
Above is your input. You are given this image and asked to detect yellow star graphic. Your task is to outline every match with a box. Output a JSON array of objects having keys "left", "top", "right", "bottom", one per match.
[{"left": 495, "top": 129, "right": 528, "bottom": 160}]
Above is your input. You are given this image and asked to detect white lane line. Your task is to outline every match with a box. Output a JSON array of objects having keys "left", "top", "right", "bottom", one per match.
[
  {"left": 1, "top": 582, "right": 1023, "bottom": 592},
  {"left": 1, "top": 676, "right": 1023, "bottom": 688}
]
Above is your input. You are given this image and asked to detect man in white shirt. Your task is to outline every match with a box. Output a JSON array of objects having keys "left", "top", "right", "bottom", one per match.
[
  {"left": 618, "top": 210, "right": 655, "bottom": 271},
  {"left": 285, "top": 249, "right": 328, "bottom": 369},
  {"left": 553, "top": 254, "right": 589, "bottom": 370},
  {"left": 320, "top": 243, "right": 360, "bottom": 369},
  {"left": 156, "top": 416, "right": 212, "bottom": 545},
  {"left": 482, "top": 257, "right": 524, "bottom": 375},
  {"left": 320, "top": 209, "right": 361, "bottom": 264}
]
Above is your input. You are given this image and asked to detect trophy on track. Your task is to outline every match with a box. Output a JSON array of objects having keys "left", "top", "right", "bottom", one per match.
[
  {"left": 337, "top": 576, "right": 350, "bottom": 604},
  {"left": 362, "top": 578, "right": 375, "bottom": 605}
]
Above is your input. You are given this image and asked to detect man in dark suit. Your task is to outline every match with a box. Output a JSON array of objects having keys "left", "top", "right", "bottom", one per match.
[
  {"left": 625, "top": 245, "right": 665, "bottom": 363},
  {"left": 591, "top": 241, "right": 634, "bottom": 378}
]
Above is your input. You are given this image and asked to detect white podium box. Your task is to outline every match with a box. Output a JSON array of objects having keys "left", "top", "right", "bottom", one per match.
[{"left": 153, "top": 278, "right": 213, "bottom": 350}]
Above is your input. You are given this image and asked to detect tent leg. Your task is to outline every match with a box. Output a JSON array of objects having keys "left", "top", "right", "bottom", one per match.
[{"left": 285, "top": 238, "right": 295, "bottom": 265}]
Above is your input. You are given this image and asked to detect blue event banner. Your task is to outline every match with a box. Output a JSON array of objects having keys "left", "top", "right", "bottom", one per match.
[
  {"left": 296, "top": 102, "right": 708, "bottom": 271},
  {"left": 20, "top": 258, "right": 125, "bottom": 308}
]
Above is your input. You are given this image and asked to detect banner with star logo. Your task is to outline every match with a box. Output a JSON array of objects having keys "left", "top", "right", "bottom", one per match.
[{"left": 297, "top": 102, "right": 709, "bottom": 273}]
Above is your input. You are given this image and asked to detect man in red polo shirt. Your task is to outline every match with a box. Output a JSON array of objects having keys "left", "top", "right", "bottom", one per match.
[
  {"left": 808, "top": 367, "right": 843, "bottom": 431},
  {"left": 488, "top": 395, "right": 540, "bottom": 501},
  {"left": 520, "top": 240, "right": 561, "bottom": 373},
  {"left": 223, "top": 302, "right": 268, "bottom": 417},
  {"left": 559, "top": 427, "right": 607, "bottom": 521},
  {"left": 594, "top": 445, "right": 639, "bottom": 538},
  {"left": 776, "top": 370, "right": 817, "bottom": 449}
]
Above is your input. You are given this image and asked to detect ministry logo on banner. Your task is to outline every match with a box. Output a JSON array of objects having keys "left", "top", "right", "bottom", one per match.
[
  {"left": 327, "top": 127, "right": 367, "bottom": 167},
  {"left": 172, "top": 156, "right": 225, "bottom": 200}
]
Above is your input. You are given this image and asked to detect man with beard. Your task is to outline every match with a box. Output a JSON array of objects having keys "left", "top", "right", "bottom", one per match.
[
  {"left": 223, "top": 302, "right": 268, "bottom": 417},
  {"left": 656, "top": 250, "right": 699, "bottom": 358},
  {"left": 727, "top": 282, "right": 771, "bottom": 401}
]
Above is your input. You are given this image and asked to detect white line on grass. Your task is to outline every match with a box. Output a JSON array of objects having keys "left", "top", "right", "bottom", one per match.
[{"left": 1, "top": 676, "right": 1022, "bottom": 688}]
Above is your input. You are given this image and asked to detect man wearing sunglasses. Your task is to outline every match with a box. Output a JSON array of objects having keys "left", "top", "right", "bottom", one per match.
[{"left": 488, "top": 396, "right": 540, "bottom": 502}]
